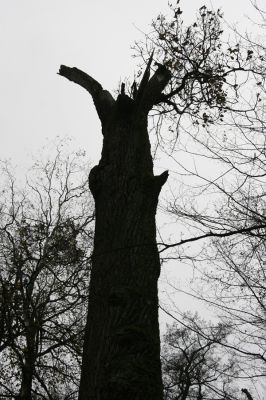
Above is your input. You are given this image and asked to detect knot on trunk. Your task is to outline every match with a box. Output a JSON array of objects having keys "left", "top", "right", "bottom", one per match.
[
  {"left": 155, "top": 170, "right": 169, "bottom": 187},
  {"left": 89, "top": 165, "right": 103, "bottom": 199},
  {"left": 142, "top": 171, "right": 169, "bottom": 196}
]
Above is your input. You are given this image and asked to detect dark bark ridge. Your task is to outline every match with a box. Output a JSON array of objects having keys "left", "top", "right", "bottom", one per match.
[
  {"left": 59, "top": 56, "right": 171, "bottom": 400},
  {"left": 19, "top": 326, "right": 36, "bottom": 400}
]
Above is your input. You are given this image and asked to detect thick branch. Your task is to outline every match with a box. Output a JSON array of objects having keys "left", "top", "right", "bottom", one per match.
[
  {"left": 158, "top": 223, "right": 266, "bottom": 252},
  {"left": 58, "top": 65, "right": 115, "bottom": 123},
  {"left": 59, "top": 65, "right": 102, "bottom": 96},
  {"left": 139, "top": 64, "right": 172, "bottom": 112},
  {"left": 136, "top": 50, "right": 154, "bottom": 102}
]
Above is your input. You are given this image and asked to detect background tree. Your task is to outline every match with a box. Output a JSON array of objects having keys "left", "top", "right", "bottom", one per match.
[
  {"left": 0, "top": 143, "right": 94, "bottom": 399},
  {"left": 158, "top": 3, "right": 266, "bottom": 398},
  {"left": 161, "top": 315, "right": 238, "bottom": 400}
]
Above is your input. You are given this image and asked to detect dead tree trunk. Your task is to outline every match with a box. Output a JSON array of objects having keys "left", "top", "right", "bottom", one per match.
[{"left": 59, "top": 56, "right": 171, "bottom": 400}]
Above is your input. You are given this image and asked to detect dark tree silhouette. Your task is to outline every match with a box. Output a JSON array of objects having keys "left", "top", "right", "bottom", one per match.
[
  {"left": 58, "top": 4, "right": 255, "bottom": 400},
  {"left": 59, "top": 55, "right": 170, "bottom": 400},
  {"left": 161, "top": 316, "right": 238, "bottom": 400},
  {"left": 0, "top": 146, "right": 93, "bottom": 399},
  {"left": 161, "top": 5, "right": 266, "bottom": 393}
]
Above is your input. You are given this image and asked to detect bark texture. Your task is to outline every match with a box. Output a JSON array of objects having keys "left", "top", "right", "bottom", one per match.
[
  {"left": 19, "top": 322, "right": 37, "bottom": 400},
  {"left": 59, "top": 57, "right": 171, "bottom": 400}
]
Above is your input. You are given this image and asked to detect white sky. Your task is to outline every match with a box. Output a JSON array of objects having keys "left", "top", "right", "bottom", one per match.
[
  {"left": 0, "top": 0, "right": 259, "bottom": 167},
  {"left": 0, "top": 0, "right": 261, "bottom": 328}
]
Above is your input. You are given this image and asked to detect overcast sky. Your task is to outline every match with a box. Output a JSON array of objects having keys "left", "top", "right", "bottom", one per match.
[
  {"left": 0, "top": 0, "right": 259, "bottom": 167},
  {"left": 0, "top": 0, "right": 262, "bottom": 327}
]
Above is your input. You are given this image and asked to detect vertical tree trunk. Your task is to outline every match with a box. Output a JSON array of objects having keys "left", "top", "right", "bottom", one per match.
[
  {"left": 59, "top": 59, "right": 171, "bottom": 400},
  {"left": 19, "top": 328, "right": 36, "bottom": 400},
  {"left": 19, "top": 358, "right": 34, "bottom": 400}
]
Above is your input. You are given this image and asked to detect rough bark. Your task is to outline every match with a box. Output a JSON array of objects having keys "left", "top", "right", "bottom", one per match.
[
  {"left": 19, "top": 358, "right": 34, "bottom": 400},
  {"left": 19, "top": 324, "right": 36, "bottom": 400},
  {"left": 59, "top": 57, "right": 171, "bottom": 400}
]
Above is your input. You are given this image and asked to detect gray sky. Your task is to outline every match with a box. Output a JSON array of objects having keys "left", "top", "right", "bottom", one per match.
[
  {"left": 0, "top": 0, "right": 258, "bottom": 167},
  {"left": 0, "top": 0, "right": 261, "bottom": 327}
]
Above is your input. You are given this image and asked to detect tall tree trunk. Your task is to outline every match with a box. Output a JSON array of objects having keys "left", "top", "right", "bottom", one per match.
[
  {"left": 19, "top": 357, "right": 34, "bottom": 400},
  {"left": 59, "top": 57, "right": 171, "bottom": 400},
  {"left": 19, "top": 326, "right": 36, "bottom": 400}
]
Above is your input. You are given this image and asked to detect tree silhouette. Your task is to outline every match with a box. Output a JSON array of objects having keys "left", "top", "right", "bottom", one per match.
[
  {"left": 0, "top": 145, "right": 93, "bottom": 399},
  {"left": 58, "top": 3, "right": 257, "bottom": 400},
  {"left": 162, "top": 316, "right": 238, "bottom": 400}
]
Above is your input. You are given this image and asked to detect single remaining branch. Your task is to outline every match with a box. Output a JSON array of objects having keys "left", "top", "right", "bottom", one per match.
[
  {"left": 59, "top": 65, "right": 102, "bottom": 97},
  {"left": 58, "top": 65, "right": 115, "bottom": 123}
]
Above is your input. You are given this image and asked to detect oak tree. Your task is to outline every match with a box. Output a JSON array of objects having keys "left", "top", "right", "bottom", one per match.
[{"left": 58, "top": 3, "right": 255, "bottom": 399}]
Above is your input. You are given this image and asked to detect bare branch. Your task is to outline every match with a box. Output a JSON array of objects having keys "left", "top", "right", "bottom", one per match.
[
  {"left": 159, "top": 223, "right": 266, "bottom": 252},
  {"left": 58, "top": 65, "right": 115, "bottom": 123}
]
